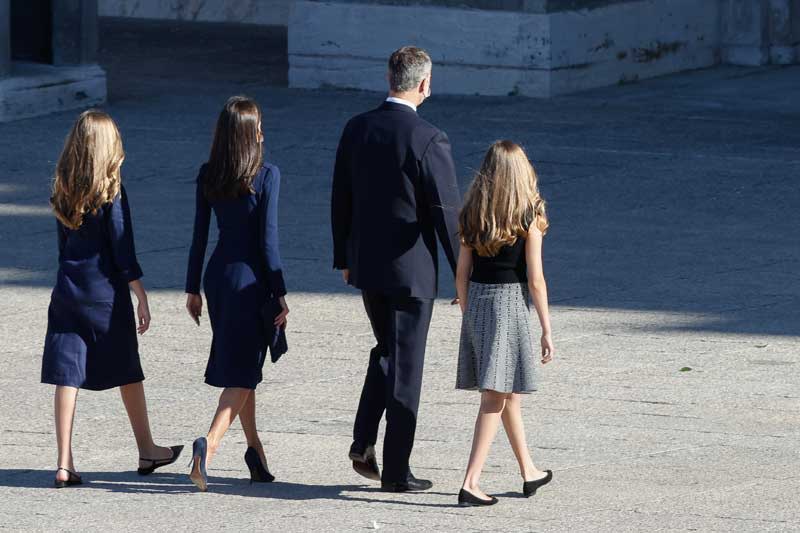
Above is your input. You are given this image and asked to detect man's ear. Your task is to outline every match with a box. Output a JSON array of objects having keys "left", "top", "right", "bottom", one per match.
[{"left": 419, "top": 77, "right": 428, "bottom": 95}]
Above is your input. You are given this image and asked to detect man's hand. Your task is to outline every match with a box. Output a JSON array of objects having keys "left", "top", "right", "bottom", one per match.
[
  {"left": 342, "top": 269, "right": 350, "bottom": 284},
  {"left": 452, "top": 297, "right": 466, "bottom": 314}
]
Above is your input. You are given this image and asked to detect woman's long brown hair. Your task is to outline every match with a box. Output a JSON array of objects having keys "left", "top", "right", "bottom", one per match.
[
  {"left": 459, "top": 140, "right": 548, "bottom": 257},
  {"left": 50, "top": 110, "right": 124, "bottom": 229},
  {"left": 203, "top": 96, "right": 263, "bottom": 201}
]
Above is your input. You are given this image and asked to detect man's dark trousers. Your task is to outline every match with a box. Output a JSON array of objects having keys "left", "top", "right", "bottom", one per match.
[{"left": 353, "top": 290, "right": 434, "bottom": 482}]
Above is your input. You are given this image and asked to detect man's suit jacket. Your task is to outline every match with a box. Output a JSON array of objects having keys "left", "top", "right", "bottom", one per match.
[{"left": 331, "top": 100, "right": 461, "bottom": 299}]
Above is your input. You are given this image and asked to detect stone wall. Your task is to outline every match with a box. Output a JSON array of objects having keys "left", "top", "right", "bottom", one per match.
[
  {"left": 0, "top": 0, "right": 9, "bottom": 77},
  {"left": 315, "top": 0, "right": 640, "bottom": 12},
  {"left": 98, "top": 0, "right": 291, "bottom": 26},
  {"left": 96, "top": 0, "right": 800, "bottom": 96},
  {"left": 548, "top": 1, "right": 719, "bottom": 94},
  {"left": 1, "top": 0, "right": 106, "bottom": 122},
  {"left": 720, "top": 0, "right": 800, "bottom": 65},
  {"left": 289, "top": 0, "right": 720, "bottom": 97},
  {"left": 290, "top": 3, "right": 551, "bottom": 96}
]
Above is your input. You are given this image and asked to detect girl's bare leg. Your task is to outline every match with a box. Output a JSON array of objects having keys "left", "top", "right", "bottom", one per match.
[
  {"left": 501, "top": 393, "right": 547, "bottom": 481},
  {"left": 461, "top": 390, "right": 507, "bottom": 499},
  {"left": 119, "top": 382, "right": 174, "bottom": 466},
  {"left": 54, "top": 386, "right": 78, "bottom": 482}
]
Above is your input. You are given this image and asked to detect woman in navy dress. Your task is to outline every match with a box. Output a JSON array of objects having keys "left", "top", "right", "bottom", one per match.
[
  {"left": 185, "top": 96, "right": 289, "bottom": 491},
  {"left": 42, "top": 110, "right": 182, "bottom": 488}
]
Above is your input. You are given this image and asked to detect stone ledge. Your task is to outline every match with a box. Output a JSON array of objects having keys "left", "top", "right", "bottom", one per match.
[
  {"left": 98, "top": 0, "right": 292, "bottom": 26},
  {"left": 290, "top": 54, "right": 552, "bottom": 96},
  {"left": 289, "top": 3, "right": 550, "bottom": 69},
  {"left": 305, "top": 0, "right": 642, "bottom": 14},
  {"left": 289, "top": 0, "right": 719, "bottom": 97},
  {"left": 0, "top": 63, "right": 107, "bottom": 123}
]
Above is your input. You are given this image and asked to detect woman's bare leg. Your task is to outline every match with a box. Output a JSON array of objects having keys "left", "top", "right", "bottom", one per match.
[
  {"left": 239, "top": 390, "right": 268, "bottom": 467},
  {"left": 54, "top": 386, "right": 78, "bottom": 482},
  {"left": 501, "top": 393, "right": 546, "bottom": 481},
  {"left": 119, "top": 382, "right": 173, "bottom": 466},
  {"left": 461, "top": 391, "right": 507, "bottom": 498},
  {"left": 205, "top": 387, "right": 251, "bottom": 463}
]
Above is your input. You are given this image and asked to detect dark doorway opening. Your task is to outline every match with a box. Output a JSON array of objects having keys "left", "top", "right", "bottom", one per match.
[{"left": 11, "top": 0, "right": 53, "bottom": 64}]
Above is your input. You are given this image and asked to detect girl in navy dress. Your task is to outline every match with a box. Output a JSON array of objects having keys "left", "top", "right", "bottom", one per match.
[
  {"left": 454, "top": 141, "right": 554, "bottom": 506},
  {"left": 185, "top": 96, "right": 289, "bottom": 491},
  {"left": 42, "top": 110, "right": 182, "bottom": 488}
]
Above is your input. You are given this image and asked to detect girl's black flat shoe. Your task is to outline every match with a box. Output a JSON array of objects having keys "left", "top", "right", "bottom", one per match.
[
  {"left": 54, "top": 468, "right": 82, "bottom": 489},
  {"left": 523, "top": 470, "right": 553, "bottom": 497},
  {"left": 137, "top": 445, "right": 184, "bottom": 475},
  {"left": 244, "top": 446, "right": 275, "bottom": 483},
  {"left": 458, "top": 488, "right": 498, "bottom": 507}
]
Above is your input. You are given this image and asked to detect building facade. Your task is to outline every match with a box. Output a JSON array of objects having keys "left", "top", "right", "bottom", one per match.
[
  {"left": 0, "top": 0, "right": 106, "bottom": 122},
  {"left": 98, "top": 0, "right": 800, "bottom": 96},
  {"left": 2, "top": 1, "right": 799, "bottom": 122}
]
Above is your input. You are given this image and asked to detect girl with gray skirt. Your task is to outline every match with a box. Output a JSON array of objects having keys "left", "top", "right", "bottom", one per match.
[{"left": 455, "top": 140, "right": 554, "bottom": 506}]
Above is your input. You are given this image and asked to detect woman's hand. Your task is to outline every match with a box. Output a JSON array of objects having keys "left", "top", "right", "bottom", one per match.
[
  {"left": 186, "top": 293, "right": 203, "bottom": 326},
  {"left": 541, "top": 334, "right": 554, "bottom": 364},
  {"left": 274, "top": 296, "right": 289, "bottom": 329},
  {"left": 128, "top": 280, "right": 150, "bottom": 334},
  {"left": 137, "top": 296, "right": 151, "bottom": 334}
]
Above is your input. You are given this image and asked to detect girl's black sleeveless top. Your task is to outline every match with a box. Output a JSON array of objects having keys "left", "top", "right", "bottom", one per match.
[{"left": 470, "top": 238, "right": 527, "bottom": 284}]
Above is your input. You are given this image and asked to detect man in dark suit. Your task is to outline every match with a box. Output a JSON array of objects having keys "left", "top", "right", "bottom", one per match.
[{"left": 331, "top": 46, "right": 461, "bottom": 492}]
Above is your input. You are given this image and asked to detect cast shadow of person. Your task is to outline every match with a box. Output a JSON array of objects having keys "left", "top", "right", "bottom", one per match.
[{"left": 0, "top": 469, "right": 459, "bottom": 508}]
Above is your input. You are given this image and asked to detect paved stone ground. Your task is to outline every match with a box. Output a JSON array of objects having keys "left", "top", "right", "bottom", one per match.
[{"left": 1, "top": 18, "right": 799, "bottom": 532}]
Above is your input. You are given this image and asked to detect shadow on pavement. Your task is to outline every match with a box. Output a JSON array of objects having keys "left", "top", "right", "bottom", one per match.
[{"left": 0, "top": 469, "right": 460, "bottom": 508}]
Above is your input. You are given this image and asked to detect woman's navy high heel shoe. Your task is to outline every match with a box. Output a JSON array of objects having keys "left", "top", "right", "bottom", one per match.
[
  {"left": 188, "top": 437, "right": 209, "bottom": 492},
  {"left": 522, "top": 470, "right": 553, "bottom": 497},
  {"left": 244, "top": 446, "right": 275, "bottom": 483}
]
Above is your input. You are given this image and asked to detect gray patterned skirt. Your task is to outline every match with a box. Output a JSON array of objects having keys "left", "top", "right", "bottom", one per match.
[{"left": 456, "top": 282, "right": 537, "bottom": 393}]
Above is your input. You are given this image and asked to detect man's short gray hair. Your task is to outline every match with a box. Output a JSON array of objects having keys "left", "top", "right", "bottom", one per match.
[{"left": 388, "top": 46, "right": 432, "bottom": 92}]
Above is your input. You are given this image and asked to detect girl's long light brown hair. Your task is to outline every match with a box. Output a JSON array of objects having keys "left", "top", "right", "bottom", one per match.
[
  {"left": 51, "top": 110, "right": 125, "bottom": 230},
  {"left": 203, "top": 96, "right": 263, "bottom": 201},
  {"left": 459, "top": 140, "right": 548, "bottom": 257}
]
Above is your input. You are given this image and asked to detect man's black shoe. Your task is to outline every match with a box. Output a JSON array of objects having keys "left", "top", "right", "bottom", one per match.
[
  {"left": 380, "top": 473, "right": 433, "bottom": 493},
  {"left": 349, "top": 443, "right": 380, "bottom": 481}
]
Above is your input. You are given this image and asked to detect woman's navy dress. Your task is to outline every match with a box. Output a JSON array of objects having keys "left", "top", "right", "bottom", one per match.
[
  {"left": 185, "top": 164, "right": 286, "bottom": 389},
  {"left": 41, "top": 186, "right": 145, "bottom": 391}
]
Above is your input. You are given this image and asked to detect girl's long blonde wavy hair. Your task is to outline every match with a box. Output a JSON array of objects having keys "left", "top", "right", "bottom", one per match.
[
  {"left": 459, "top": 140, "right": 548, "bottom": 257},
  {"left": 50, "top": 110, "right": 124, "bottom": 230}
]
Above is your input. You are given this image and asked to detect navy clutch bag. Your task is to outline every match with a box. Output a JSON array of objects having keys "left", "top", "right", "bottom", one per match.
[{"left": 261, "top": 297, "right": 288, "bottom": 363}]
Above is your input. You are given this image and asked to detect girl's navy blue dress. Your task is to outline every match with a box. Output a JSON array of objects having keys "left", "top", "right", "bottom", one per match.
[
  {"left": 41, "top": 186, "right": 145, "bottom": 391},
  {"left": 185, "top": 164, "right": 286, "bottom": 389}
]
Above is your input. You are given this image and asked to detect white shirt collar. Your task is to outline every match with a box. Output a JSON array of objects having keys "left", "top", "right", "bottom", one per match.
[{"left": 385, "top": 96, "right": 417, "bottom": 112}]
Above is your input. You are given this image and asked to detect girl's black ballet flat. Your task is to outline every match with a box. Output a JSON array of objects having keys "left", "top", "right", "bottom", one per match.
[
  {"left": 54, "top": 468, "right": 82, "bottom": 489},
  {"left": 458, "top": 488, "right": 498, "bottom": 507},
  {"left": 522, "top": 470, "right": 553, "bottom": 497},
  {"left": 137, "top": 445, "right": 184, "bottom": 475}
]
